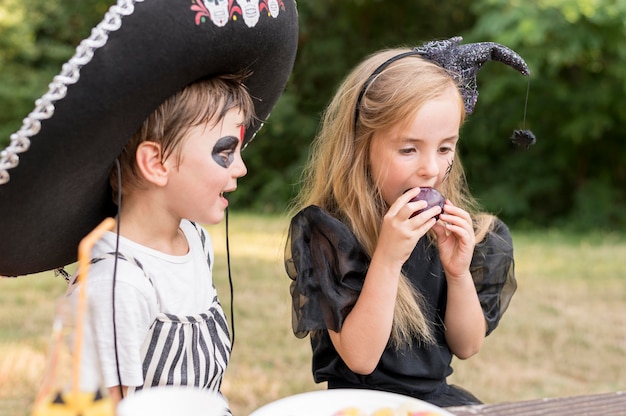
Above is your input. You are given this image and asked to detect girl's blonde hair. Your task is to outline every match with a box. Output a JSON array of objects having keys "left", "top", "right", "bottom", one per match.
[
  {"left": 111, "top": 73, "right": 255, "bottom": 200},
  {"left": 292, "top": 48, "right": 495, "bottom": 347}
]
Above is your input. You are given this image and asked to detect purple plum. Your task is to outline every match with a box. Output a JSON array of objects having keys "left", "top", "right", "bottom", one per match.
[{"left": 409, "top": 187, "right": 445, "bottom": 219}]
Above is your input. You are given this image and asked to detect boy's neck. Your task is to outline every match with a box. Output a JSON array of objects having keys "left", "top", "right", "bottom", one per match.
[{"left": 116, "top": 195, "right": 189, "bottom": 256}]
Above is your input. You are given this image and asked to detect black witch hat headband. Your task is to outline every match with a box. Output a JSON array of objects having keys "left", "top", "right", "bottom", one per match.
[{"left": 353, "top": 36, "right": 535, "bottom": 147}]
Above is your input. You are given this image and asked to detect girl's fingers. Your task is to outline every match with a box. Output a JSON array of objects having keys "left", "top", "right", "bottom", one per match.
[
  {"left": 409, "top": 204, "right": 440, "bottom": 222},
  {"left": 386, "top": 188, "right": 425, "bottom": 217},
  {"left": 438, "top": 205, "right": 475, "bottom": 244},
  {"left": 440, "top": 204, "right": 472, "bottom": 227}
]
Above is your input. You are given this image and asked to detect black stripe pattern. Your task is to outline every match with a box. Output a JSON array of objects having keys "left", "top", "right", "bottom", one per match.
[{"left": 130, "top": 296, "right": 231, "bottom": 393}]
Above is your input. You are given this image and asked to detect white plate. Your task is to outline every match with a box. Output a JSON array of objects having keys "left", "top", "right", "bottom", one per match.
[
  {"left": 117, "top": 386, "right": 227, "bottom": 416},
  {"left": 249, "top": 389, "right": 456, "bottom": 416}
]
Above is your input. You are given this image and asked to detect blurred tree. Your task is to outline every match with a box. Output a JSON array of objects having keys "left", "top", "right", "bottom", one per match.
[
  {"left": 2, "top": 0, "right": 624, "bottom": 230},
  {"left": 0, "top": 0, "right": 110, "bottom": 143},
  {"left": 459, "top": 0, "right": 626, "bottom": 230}
]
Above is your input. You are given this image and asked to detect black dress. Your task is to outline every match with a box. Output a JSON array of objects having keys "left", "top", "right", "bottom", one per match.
[{"left": 285, "top": 205, "right": 517, "bottom": 407}]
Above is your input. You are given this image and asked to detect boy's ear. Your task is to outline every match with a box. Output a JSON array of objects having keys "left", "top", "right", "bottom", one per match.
[{"left": 135, "top": 141, "right": 168, "bottom": 187}]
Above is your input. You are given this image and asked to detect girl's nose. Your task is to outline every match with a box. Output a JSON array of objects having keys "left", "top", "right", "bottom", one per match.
[{"left": 418, "top": 153, "right": 439, "bottom": 178}]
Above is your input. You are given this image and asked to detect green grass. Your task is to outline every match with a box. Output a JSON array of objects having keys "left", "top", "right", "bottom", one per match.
[
  {"left": 1, "top": 214, "right": 625, "bottom": 415},
  {"left": 448, "top": 230, "right": 626, "bottom": 401}
]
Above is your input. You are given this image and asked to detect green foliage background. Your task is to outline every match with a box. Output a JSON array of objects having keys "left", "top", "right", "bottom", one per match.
[{"left": 1, "top": 0, "right": 625, "bottom": 230}]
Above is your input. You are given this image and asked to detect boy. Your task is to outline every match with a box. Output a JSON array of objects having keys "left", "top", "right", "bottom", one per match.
[
  {"left": 0, "top": 0, "right": 298, "bottom": 411},
  {"left": 67, "top": 74, "right": 253, "bottom": 405}
]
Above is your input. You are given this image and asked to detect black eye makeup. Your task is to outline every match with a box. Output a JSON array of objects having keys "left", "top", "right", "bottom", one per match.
[
  {"left": 443, "top": 159, "right": 453, "bottom": 183},
  {"left": 212, "top": 135, "right": 239, "bottom": 168}
]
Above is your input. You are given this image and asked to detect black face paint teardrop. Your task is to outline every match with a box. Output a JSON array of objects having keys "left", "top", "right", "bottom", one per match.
[
  {"left": 212, "top": 136, "right": 239, "bottom": 168},
  {"left": 443, "top": 160, "right": 453, "bottom": 183}
]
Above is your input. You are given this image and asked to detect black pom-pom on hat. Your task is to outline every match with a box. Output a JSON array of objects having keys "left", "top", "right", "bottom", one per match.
[{"left": 511, "top": 129, "right": 536, "bottom": 149}]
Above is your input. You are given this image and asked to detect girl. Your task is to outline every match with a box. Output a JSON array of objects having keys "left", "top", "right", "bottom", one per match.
[{"left": 285, "top": 39, "right": 526, "bottom": 407}]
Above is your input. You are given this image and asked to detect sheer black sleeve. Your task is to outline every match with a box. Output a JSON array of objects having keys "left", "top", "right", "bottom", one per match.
[
  {"left": 285, "top": 206, "right": 370, "bottom": 338},
  {"left": 471, "top": 218, "right": 517, "bottom": 335}
]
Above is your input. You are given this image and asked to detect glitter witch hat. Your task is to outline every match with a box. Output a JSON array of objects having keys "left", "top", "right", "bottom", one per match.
[
  {"left": 415, "top": 36, "right": 536, "bottom": 147},
  {"left": 354, "top": 36, "right": 535, "bottom": 147}
]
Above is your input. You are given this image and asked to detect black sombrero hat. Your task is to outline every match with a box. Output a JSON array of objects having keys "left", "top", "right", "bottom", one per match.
[{"left": 0, "top": 0, "right": 299, "bottom": 277}]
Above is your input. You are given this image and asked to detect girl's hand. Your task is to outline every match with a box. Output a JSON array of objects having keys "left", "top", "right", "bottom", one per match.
[
  {"left": 376, "top": 188, "right": 441, "bottom": 267},
  {"left": 432, "top": 200, "right": 476, "bottom": 279}
]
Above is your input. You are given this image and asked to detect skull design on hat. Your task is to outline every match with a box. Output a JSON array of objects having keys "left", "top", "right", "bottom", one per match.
[
  {"left": 237, "top": 0, "right": 261, "bottom": 27},
  {"left": 266, "top": 0, "right": 281, "bottom": 17},
  {"left": 194, "top": 0, "right": 284, "bottom": 27},
  {"left": 202, "top": 0, "right": 230, "bottom": 27}
]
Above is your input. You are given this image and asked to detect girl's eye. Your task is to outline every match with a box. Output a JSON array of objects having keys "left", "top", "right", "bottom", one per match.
[
  {"left": 399, "top": 147, "right": 416, "bottom": 154},
  {"left": 439, "top": 146, "right": 454, "bottom": 154}
]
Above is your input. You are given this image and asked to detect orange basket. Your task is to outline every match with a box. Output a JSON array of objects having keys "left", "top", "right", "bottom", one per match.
[{"left": 32, "top": 218, "right": 117, "bottom": 416}]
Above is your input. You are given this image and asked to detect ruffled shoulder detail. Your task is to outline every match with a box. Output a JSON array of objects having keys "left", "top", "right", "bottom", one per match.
[
  {"left": 285, "top": 205, "right": 370, "bottom": 338},
  {"left": 471, "top": 218, "right": 517, "bottom": 335}
]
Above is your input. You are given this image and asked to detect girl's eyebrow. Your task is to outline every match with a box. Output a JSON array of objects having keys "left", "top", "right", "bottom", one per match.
[
  {"left": 441, "top": 135, "right": 460, "bottom": 143},
  {"left": 397, "top": 135, "right": 459, "bottom": 144}
]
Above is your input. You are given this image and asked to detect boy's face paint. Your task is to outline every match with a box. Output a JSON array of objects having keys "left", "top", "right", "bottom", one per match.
[
  {"left": 165, "top": 108, "right": 246, "bottom": 226},
  {"left": 212, "top": 135, "right": 239, "bottom": 168}
]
